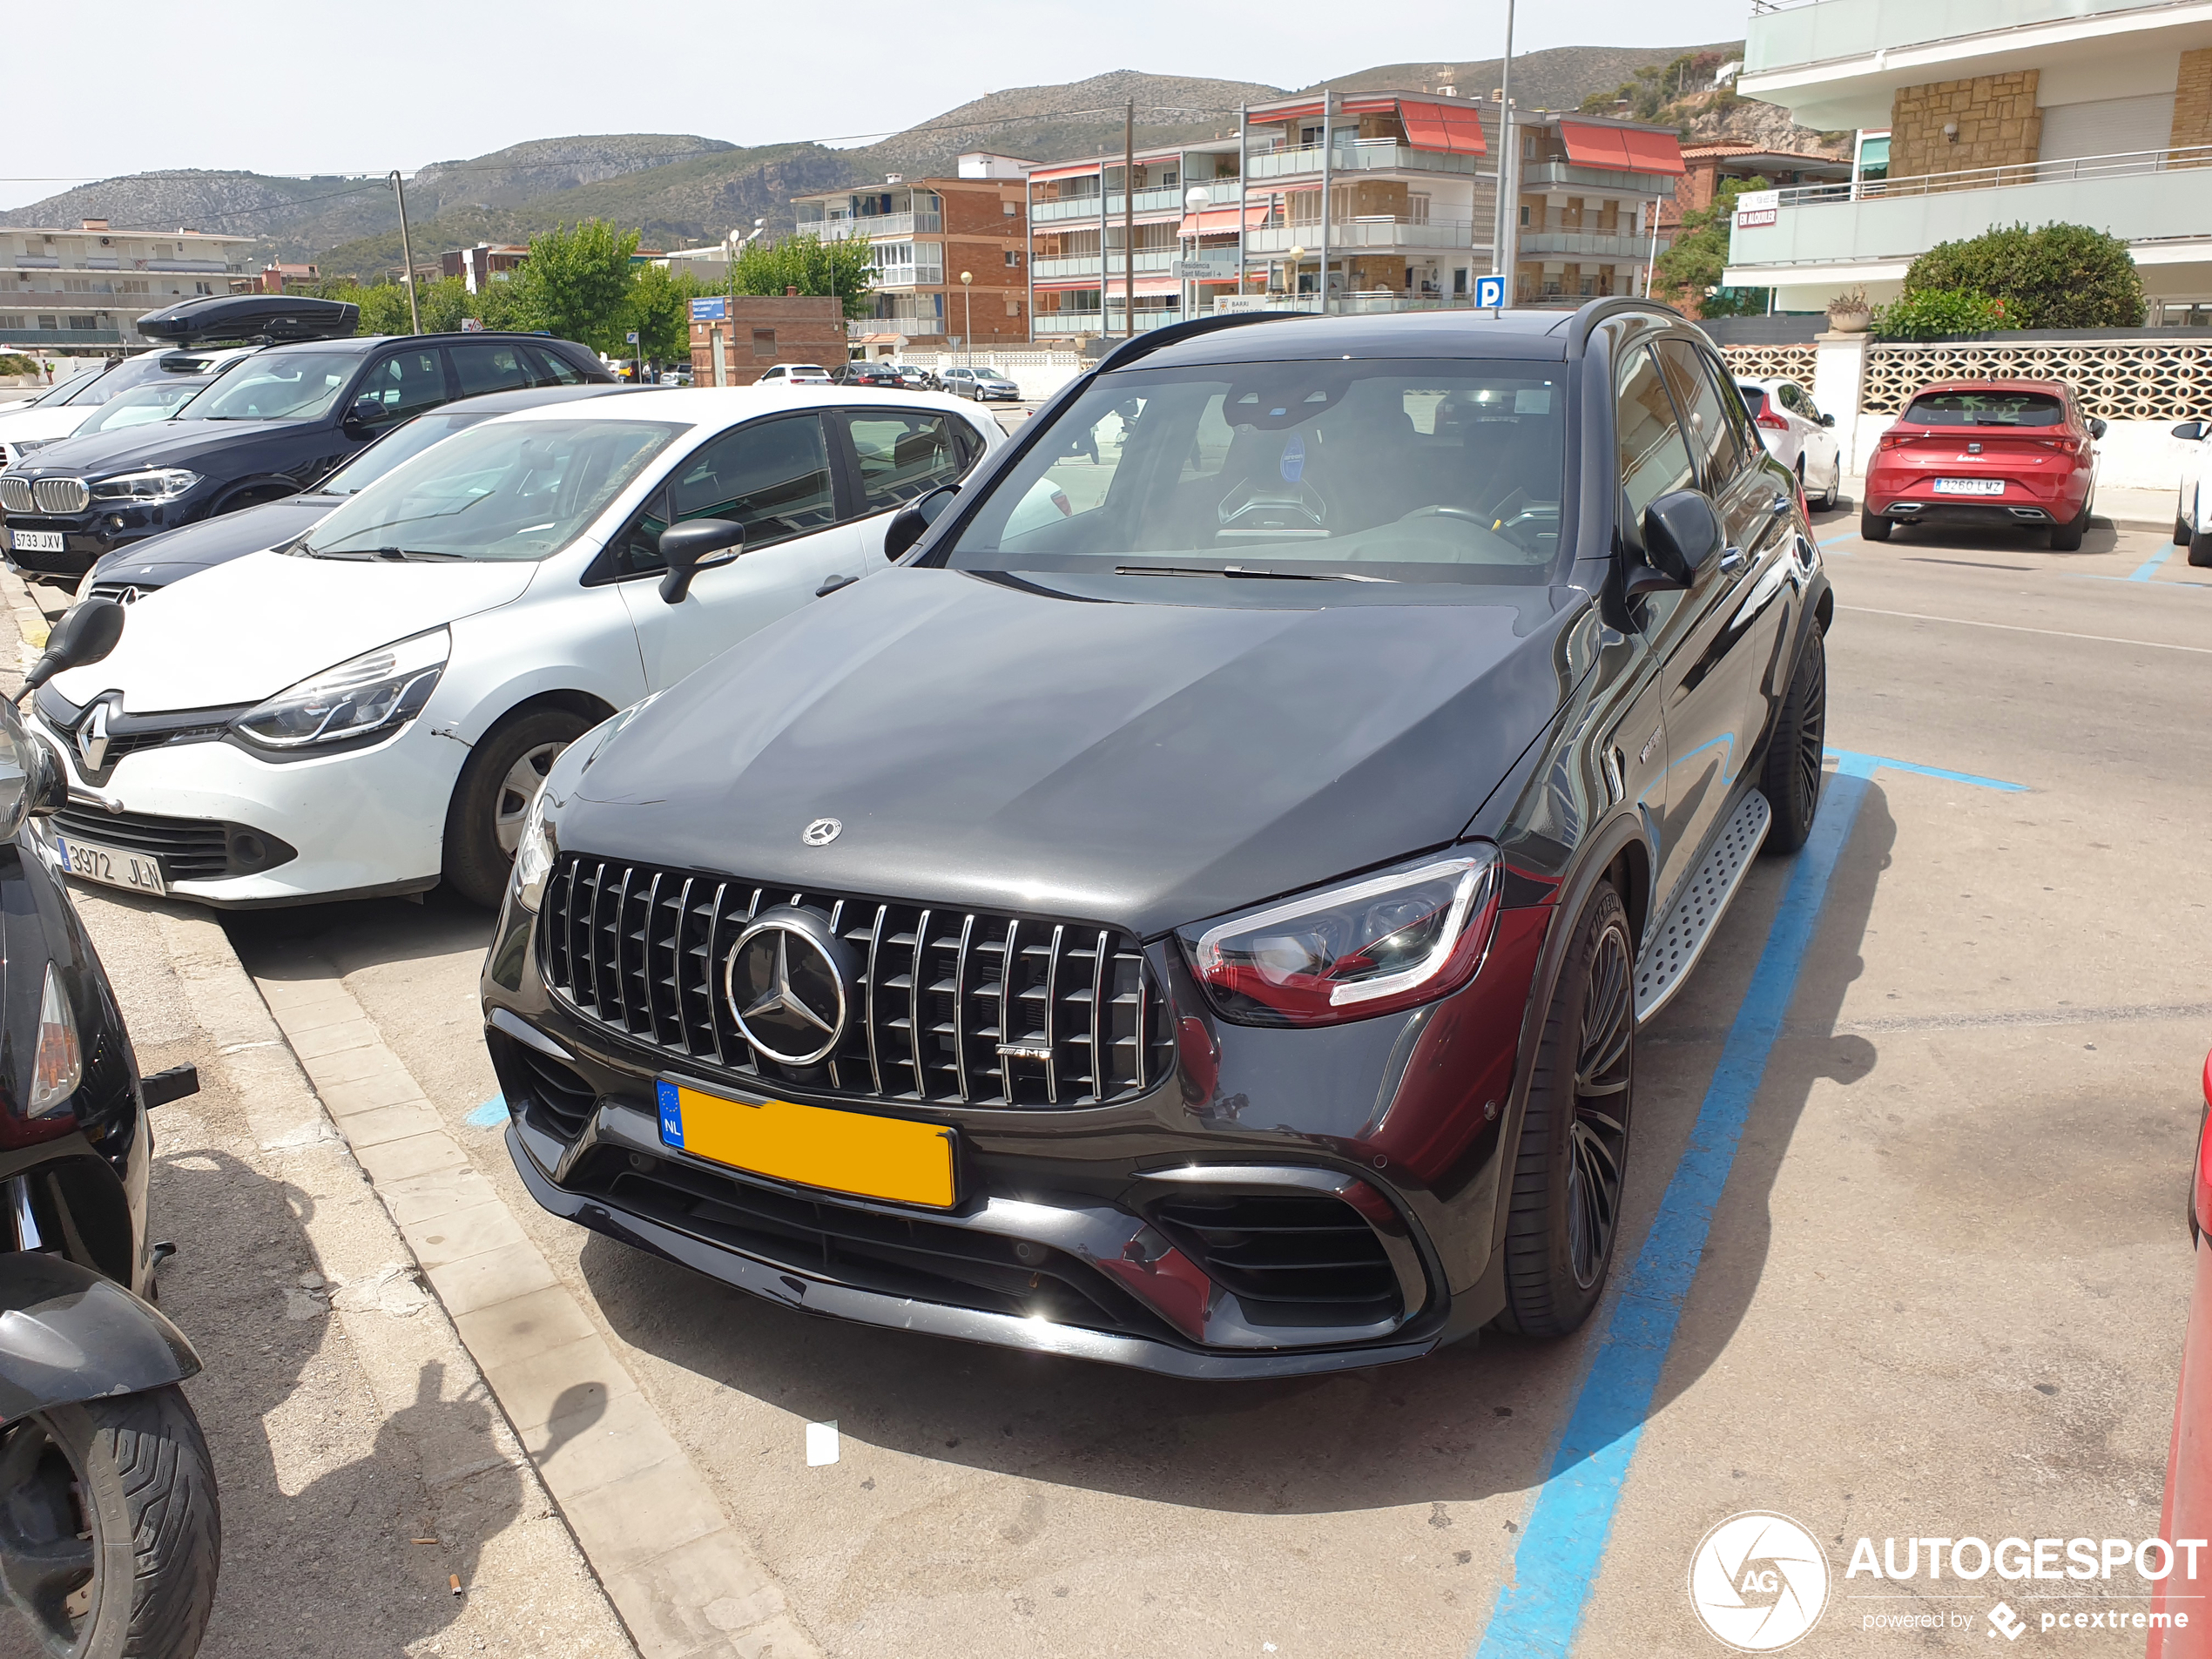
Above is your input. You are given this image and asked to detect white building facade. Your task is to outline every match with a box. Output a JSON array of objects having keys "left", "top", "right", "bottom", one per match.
[{"left": 1, "top": 221, "right": 257, "bottom": 351}]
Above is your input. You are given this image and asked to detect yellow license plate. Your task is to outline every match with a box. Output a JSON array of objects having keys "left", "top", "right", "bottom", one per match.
[{"left": 655, "top": 1080, "right": 955, "bottom": 1208}]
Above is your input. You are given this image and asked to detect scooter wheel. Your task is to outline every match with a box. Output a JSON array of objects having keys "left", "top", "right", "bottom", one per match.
[{"left": 0, "top": 1385, "right": 219, "bottom": 1658}]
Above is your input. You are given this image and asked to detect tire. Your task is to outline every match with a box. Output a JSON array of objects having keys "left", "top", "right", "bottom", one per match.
[
  {"left": 1759, "top": 624, "right": 1827, "bottom": 856},
  {"left": 0, "top": 1386, "right": 220, "bottom": 1659},
  {"left": 2178, "top": 498, "right": 2193, "bottom": 547},
  {"left": 442, "top": 707, "right": 590, "bottom": 908},
  {"left": 1859, "top": 509, "right": 1892, "bottom": 542},
  {"left": 1823, "top": 452, "right": 1844, "bottom": 512},
  {"left": 2048, "top": 494, "right": 2088, "bottom": 552},
  {"left": 1501, "top": 881, "right": 1635, "bottom": 1339},
  {"left": 2193, "top": 527, "right": 2212, "bottom": 569}
]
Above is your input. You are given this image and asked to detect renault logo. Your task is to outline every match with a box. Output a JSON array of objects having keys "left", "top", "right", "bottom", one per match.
[
  {"left": 801, "top": 817, "right": 841, "bottom": 846},
  {"left": 78, "top": 700, "right": 111, "bottom": 772},
  {"left": 725, "top": 907, "right": 850, "bottom": 1066}
]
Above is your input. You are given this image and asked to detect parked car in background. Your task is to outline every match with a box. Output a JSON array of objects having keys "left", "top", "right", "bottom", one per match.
[
  {"left": 1860, "top": 379, "right": 2102, "bottom": 550},
  {"left": 482, "top": 300, "right": 1832, "bottom": 1378},
  {"left": 892, "top": 364, "right": 939, "bottom": 391},
  {"left": 757, "top": 364, "right": 833, "bottom": 386},
  {"left": 2169, "top": 417, "right": 2212, "bottom": 567},
  {"left": 64, "top": 369, "right": 238, "bottom": 442},
  {"left": 0, "top": 347, "right": 258, "bottom": 469},
  {"left": 941, "top": 366, "right": 1021, "bottom": 401},
  {"left": 1737, "top": 375, "right": 1842, "bottom": 510},
  {"left": 80, "top": 383, "right": 640, "bottom": 604},
  {"left": 659, "top": 368, "right": 694, "bottom": 387},
  {"left": 1, "top": 328, "right": 611, "bottom": 583},
  {"left": 30, "top": 388, "right": 1005, "bottom": 910},
  {"left": 833, "top": 362, "right": 904, "bottom": 388}
]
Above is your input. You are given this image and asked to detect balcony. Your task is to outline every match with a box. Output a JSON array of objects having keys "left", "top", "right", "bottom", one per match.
[
  {"left": 1744, "top": 0, "right": 2182, "bottom": 76},
  {"left": 145, "top": 260, "right": 226, "bottom": 273},
  {"left": 1518, "top": 232, "right": 1656, "bottom": 261},
  {"left": 1520, "top": 160, "right": 1676, "bottom": 198},
  {"left": 0, "top": 328, "right": 122, "bottom": 346},
  {"left": 1245, "top": 219, "right": 1482, "bottom": 253},
  {"left": 813, "top": 212, "right": 943, "bottom": 239},
  {"left": 871, "top": 265, "right": 946, "bottom": 290},
  {"left": 1248, "top": 141, "right": 1484, "bottom": 180},
  {"left": 848, "top": 315, "right": 944, "bottom": 338},
  {"left": 1728, "top": 144, "right": 2212, "bottom": 275},
  {"left": 1029, "top": 181, "right": 1242, "bottom": 223},
  {"left": 1030, "top": 251, "right": 1177, "bottom": 280}
]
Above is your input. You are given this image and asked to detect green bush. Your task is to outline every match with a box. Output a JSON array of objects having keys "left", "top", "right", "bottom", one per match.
[
  {"left": 1902, "top": 223, "right": 2144, "bottom": 329},
  {"left": 1871, "top": 288, "right": 2020, "bottom": 341},
  {"left": 0, "top": 354, "right": 38, "bottom": 376}
]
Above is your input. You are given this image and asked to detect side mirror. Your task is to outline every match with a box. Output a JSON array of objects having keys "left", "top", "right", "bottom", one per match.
[
  {"left": 1642, "top": 489, "right": 1724, "bottom": 584},
  {"left": 2088, "top": 417, "right": 2108, "bottom": 440},
  {"left": 657, "top": 517, "right": 745, "bottom": 604},
  {"left": 0, "top": 701, "right": 64, "bottom": 838},
  {"left": 1820, "top": 412, "right": 1837, "bottom": 428},
  {"left": 18, "top": 597, "right": 126, "bottom": 702},
  {"left": 344, "top": 392, "right": 386, "bottom": 434},
  {"left": 884, "top": 484, "right": 958, "bottom": 562},
  {"left": 2173, "top": 421, "right": 2205, "bottom": 442}
]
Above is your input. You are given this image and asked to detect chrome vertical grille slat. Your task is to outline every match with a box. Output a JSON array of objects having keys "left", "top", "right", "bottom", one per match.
[{"left": 537, "top": 855, "right": 1165, "bottom": 1109}]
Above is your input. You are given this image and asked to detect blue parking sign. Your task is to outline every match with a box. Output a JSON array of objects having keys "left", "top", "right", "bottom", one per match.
[
  {"left": 689, "top": 296, "right": 727, "bottom": 321},
  {"left": 1475, "top": 274, "right": 1507, "bottom": 309}
]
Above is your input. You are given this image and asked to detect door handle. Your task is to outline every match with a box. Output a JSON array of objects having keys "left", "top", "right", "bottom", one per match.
[
  {"left": 814, "top": 573, "right": 857, "bottom": 597},
  {"left": 1717, "top": 546, "right": 1748, "bottom": 576}
]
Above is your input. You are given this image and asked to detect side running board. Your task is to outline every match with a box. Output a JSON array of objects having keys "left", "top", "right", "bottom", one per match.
[{"left": 1634, "top": 790, "right": 1771, "bottom": 1024}]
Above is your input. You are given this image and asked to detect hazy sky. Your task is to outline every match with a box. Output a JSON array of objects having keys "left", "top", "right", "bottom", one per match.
[{"left": 3, "top": 0, "right": 1754, "bottom": 210}]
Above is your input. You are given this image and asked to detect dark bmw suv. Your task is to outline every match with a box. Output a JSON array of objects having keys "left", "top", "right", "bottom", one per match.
[
  {"left": 480, "top": 299, "right": 1833, "bottom": 1379},
  {"left": 0, "top": 320, "right": 609, "bottom": 581}
]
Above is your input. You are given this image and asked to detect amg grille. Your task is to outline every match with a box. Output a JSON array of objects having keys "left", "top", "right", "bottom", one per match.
[
  {"left": 1150, "top": 1193, "right": 1401, "bottom": 1328},
  {"left": 540, "top": 855, "right": 1172, "bottom": 1108}
]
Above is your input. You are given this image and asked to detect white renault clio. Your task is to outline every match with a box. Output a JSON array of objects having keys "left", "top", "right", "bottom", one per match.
[{"left": 30, "top": 387, "right": 1002, "bottom": 907}]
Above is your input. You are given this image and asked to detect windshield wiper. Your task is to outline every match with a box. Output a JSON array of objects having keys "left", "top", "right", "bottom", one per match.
[
  {"left": 1113, "top": 564, "right": 1394, "bottom": 583},
  {"left": 309, "top": 546, "right": 464, "bottom": 562}
]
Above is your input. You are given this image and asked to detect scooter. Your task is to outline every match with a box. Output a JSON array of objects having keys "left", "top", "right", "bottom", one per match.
[{"left": 0, "top": 598, "right": 219, "bottom": 1659}]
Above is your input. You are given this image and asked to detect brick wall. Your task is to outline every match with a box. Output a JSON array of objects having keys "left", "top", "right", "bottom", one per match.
[
  {"left": 2173, "top": 49, "right": 2212, "bottom": 150},
  {"left": 1888, "top": 71, "right": 2041, "bottom": 181},
  {"left": 688, "top": 294, "right": 846, "bottom": 384}
]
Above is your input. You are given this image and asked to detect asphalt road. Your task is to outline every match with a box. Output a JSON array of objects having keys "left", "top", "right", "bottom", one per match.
[{"left": 211, "top": 502, "right": 2211, "bottom": 1658}]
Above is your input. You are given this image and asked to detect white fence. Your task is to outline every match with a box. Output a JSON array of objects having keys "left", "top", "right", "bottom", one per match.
[{"left": 906, "top": 350, "right": 1084, "bottom": 402}]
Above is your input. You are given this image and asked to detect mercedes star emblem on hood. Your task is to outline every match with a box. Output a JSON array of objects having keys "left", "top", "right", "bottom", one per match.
[{"left": 802, "top": 817, "right": 841, "bottom": 846}]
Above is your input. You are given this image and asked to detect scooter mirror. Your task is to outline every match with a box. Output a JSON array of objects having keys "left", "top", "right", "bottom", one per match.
[{"left": 18, "top": 598, "right": 125, "bottom": 704}]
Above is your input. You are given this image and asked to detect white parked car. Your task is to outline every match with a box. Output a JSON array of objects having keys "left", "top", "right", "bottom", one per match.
[
  {"left": 1736, "top": 375, "right": 1843, "bottom": 510},
  {"left": 2171, "top": 417, "right": 2212, "bottom": 567},
  {"left": 757, "top": 364, "right": 832, "bottom": 385},
  {"left": 0, "top": 347, "right": 257, "bottom": 469},
  {"left": 28, "top": 388, "right": 1003, "bottom": 907}
]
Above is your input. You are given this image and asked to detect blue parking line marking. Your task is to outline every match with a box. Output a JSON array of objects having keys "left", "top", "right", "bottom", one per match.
[
  {"left": 465, "top": 1096, "right": 509, "bottom": 1128},
  {"left": 1470, "top": 749, "right": 2023, "bottom": 1658},
  {"left": 2129, "top": 546, "right": 2175, "bottom": 581}
]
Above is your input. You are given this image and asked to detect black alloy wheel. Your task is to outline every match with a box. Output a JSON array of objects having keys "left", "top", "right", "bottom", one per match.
[
  {"left": 1759, "top": 624, "right": 1827, "bottom": 856},
  {"left": 1501, "top": 881, "right": 1635, "bottom": 1337}
]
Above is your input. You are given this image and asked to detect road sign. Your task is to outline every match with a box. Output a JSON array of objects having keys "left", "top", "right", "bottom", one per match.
[
  {"left": 625, "top": 331, "right": 640, "bottom": 344},
  {"left": 688, "top": 297, "right": 727, "bottom": 321},
  {"left": 1475, "top": 274, "right": 1507, "bottom": 308}
]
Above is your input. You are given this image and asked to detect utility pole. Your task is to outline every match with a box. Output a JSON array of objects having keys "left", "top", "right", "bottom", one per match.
[
  {"left": 1491, "top": 0, "right": 1518, "bottom": 307},
  {"left": 1318, "top": 89, "right": 1333, "bottom": 314},
  {"left": 389, "top": 171, "right": 421, "bottom": 334},
  {"left": 1123, "top": 99, "right": 1136, "bottom": 338}
]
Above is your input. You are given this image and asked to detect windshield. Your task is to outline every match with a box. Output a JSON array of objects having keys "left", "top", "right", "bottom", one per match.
[
  {"left": 179, "top": 352, "right": 358, "bottom": 422},
  {"left": 1904, "top": 391, "right": 2067, "bottom": 428},
  {"left": 74, "top": 376, "right": 222, "bottom": 435},
  {"left": 317, "top": 410, "right": 486, "bottom": 496},
  {"left": 37, "top": 353, "right": 206, "bottom": 410},
  {"left": 303, "top": 417, "right": 684, "bottom": 562},
  {"left": 946, "top": 358, "right": 1566, "bottom": 583}
]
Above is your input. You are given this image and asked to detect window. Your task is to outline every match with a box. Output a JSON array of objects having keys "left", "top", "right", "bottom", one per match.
[
  {"left": 450, "top": 341, "right": 532, "bottom": 397},
  {"left": 1774, "top": 382, "right": 1804, "bottom": 415},
  {"left": 1616, "top": 347, "right": 1696, "bottom": 526},
  {"left": 357, "top": 348, "right": 450, "bottom": 425},
  {"left": 752, "top": 328, "right": 777, "bottom": 360},
  {"left": 1902, "top": 391, "right": 2067, "bottom": 428},
  {"left": 1004, "top": 250, "right": 1020, "bottom": 266},
  {"left": 1656, "top": 341, "right": 1749, "bottom": 483},
  {"left": 845, "top": 411, "right": 965, "bottom": 513},
  {"left": 523, "top": 346, "right": 585, "bottom": 386},
  {"left": 608, "top": 415, "right": 837, "bottom": 576},
  {"left": 68, "top": 315, "right": 97, "bottom": 332}
]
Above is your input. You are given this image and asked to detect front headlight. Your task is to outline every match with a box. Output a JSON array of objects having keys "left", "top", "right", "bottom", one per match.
[
  {"left": 89, "top": 468, "right": 201, "bottom": 504},
  {"left": 510, "top": 786, "right": 556, "bottom": 913},
  {"left": 8, "top": 438, "right": 53, "bottom": 458},
  {"left": 28, "top": 964, "right": 82, "bottom": 1117},
  {"left": 233, "top": 628, "right": 449, "bottom": 751},
  {"left": 1178, "top": 846, "right": 1501, "bottom": 1028}
]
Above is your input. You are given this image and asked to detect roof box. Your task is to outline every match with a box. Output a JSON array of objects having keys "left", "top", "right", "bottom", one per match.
[{"left": 136, "top": 293, "right": 360, "bottom": 345}]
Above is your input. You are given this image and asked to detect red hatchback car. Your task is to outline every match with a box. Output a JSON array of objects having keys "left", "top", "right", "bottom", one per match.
[{"left": 1862, "top": 378, "right": 2104, "bottom": 550}]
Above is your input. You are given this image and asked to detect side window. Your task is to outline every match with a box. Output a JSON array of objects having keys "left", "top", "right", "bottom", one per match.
[
  {"left": 523, "top": 346, "right": 584, "bottom": 387},
  {"left": 1658, "top": 341, "right": 1750, "bottom": 483},
  {"left": 843, "top": 410, "right": 966, "bottom": 513},
  {"left": 608, "top": 415, "right": 837, "bottom": 577},
  {"left": 1616, "top": 347, "right": 1696, "bottom": 526},
  {"left": 1774, "top": 383, "right": 1802, "bottom": 415},
  {"left": 358, "top": 348, "right": 448, "bottom": 425},
  {"left": 451, "top": 341, "right": 533, "bottom": 398}
]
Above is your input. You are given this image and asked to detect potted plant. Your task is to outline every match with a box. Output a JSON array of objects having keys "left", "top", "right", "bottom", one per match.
[{"left": 1825, "top": 287, "right": 1871, "bottom": 334}]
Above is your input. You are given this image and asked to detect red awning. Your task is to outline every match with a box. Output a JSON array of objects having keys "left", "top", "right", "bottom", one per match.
[
  {"left": 1399, "top": 101, "right": 1487, "bottom": 156},
  {"left": 1616, "top": 128, "right": 1686, "bottom": 176},
  {"left": 1559, "top": 121, "right": 1686, "bottom": 176},
  {"left": 1177, "top": 202, "right": 1271, "bottom": 235},
  {"left": 1253, "top": 94, "right": 1402, "bottom": 126}
]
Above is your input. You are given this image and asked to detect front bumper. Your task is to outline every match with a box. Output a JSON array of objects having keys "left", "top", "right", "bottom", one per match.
[{"left": 3, "top": 505, "right": 190, "bottom": 579}]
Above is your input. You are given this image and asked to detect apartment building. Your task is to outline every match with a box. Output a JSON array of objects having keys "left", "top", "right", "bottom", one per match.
[
  {"left": 1731, "top": 0, "right": 2212, "bottom": 319},
  {"left": 0, "top": 221, "right": 256, "bottom": 350},
  {"left": 1662, "top": 143, "right": 1852, "bottom": 233},
  {"left": 792, "top": 153, "right": 1031, "bottom": 353},
  {"left": 441, "top": 244, "right": 529, "bottom": 293},
  {"left": 1026, "top": 92, "right": 1683, "bottom": 339}
]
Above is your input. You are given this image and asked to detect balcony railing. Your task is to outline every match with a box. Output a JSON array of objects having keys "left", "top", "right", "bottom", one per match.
[
  {"left": 1029, "top": 182, "right": 1242, "bottom": 222},
  {"left": 1519, "top": 160, "right": 1676, "bottom": 197},
  {"left": 1246, "top": 219, "right": 1482, "bottom": 253},
  {"left": 1031, "top": 250, "right": 1178, "bottom": 280},
  {"left": 1519, "top": 232, "right": 1654, "bottom": 260},
  {"left": 871, "top": 265, "right": 946, "bottom": 289},
  {"left": 849, "top": 316, "right": 945, "bottom": 337},
  {"left": 1034, "top": 312, "right": 1108, "bottom": 334},
  {"left": 1249, "top": 141, "right": 1484, "bottom": 180},
  {"left": 1777, "top": 143, "right": 2212, "bottom": 206},
  {"left": 1744, "top": 0, "right": 2186, "bottom": 77},
  {"left": 0, "top": 327, "right": 122, "bottom": 346},
  {"left": 813, "top": 212, "right": 943, "bottom": 239}
]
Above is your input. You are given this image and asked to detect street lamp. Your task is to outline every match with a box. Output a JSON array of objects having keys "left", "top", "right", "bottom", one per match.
[
  {"left": 1184, "top": 186, "right": 1211, "bottom": 322},
  {"left": 960, "top": 271, "right": 973, "bottom": 368}
]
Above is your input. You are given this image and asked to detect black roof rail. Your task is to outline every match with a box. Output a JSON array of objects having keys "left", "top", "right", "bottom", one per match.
[
  {"left": 1091, "top": 309, "right": 1314, "bottom": 374},
  {"left": 1565, "top": 295, "right": 1685, "bottom": 355}
]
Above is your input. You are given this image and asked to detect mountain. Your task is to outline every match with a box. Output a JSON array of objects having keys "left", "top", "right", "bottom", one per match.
[{"left": 1318, "top": 41, "right": 1744, "bottom": 111}]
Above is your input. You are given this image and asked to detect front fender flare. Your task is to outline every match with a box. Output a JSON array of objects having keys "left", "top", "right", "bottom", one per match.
[{"left": 0, "top": 1255, "right": 199, "bottom": 1425}]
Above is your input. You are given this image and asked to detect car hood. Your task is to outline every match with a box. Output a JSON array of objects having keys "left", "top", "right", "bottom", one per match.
[
  {"left": 86, "top": 496, "right": 337, "bottom": 587},
  {"left": 16, "top": 418, "right": 307, "bottom": 477},
  {"left": 53, "top": 549, "right": 539, "bottom": 713},
  {"left": 0, "top": 406, "right": 95, "bottom": 444},
  {"left": 566, "top": 567, "right": 1581, "bottom": 937}
]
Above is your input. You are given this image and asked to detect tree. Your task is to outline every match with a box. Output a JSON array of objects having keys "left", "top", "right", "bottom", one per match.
[
  {"left": 1901, "top": 223, "right": 2144, "bottom": 329},
  {"left": 624, "top": 262, "right": 712, "bottom": 363},
  {"left": 730, "top": 233, "right": 877, "bottom": 320},
  {"left": 519, "top": 219, "right": 641, "bottom": 354},
  {"left": 1653, "top": 176, "right": 1769, "bottom": 318}
]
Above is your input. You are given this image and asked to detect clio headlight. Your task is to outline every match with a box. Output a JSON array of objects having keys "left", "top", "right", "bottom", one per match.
[{"left": 233, "top": 629, "right": 449, "bottom": 751}]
